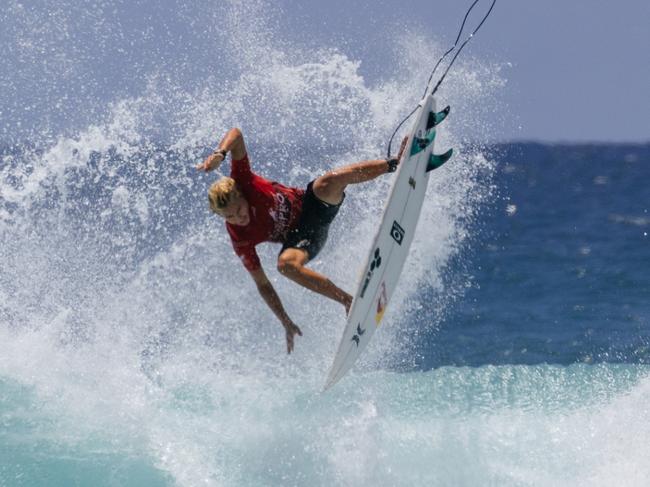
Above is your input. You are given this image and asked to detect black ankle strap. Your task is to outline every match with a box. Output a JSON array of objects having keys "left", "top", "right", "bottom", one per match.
[{"left": 386, "top": 157, "right": 399, "bottom": 173}]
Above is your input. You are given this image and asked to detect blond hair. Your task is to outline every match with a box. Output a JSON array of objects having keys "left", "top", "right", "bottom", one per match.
[{"left": 208, "top": 177, "right": 240, "bottom": 214}]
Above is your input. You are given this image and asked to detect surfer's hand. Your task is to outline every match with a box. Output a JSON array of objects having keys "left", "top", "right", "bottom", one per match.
[
  {"left": 196, "top": 151, "right": 224, "bottom": 172},
  {"left": 283, "top": 321, "right": 302, "bottom": 354}
]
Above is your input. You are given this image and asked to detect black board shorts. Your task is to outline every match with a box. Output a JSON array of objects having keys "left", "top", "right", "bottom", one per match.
[{"left": 280, "top": 180, "right": 344, "bottom": 261}]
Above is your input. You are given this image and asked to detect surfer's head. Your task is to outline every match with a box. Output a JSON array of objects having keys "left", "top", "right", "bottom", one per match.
[{"left": 208, "top": 177, "right": 250, "bottom": 226}]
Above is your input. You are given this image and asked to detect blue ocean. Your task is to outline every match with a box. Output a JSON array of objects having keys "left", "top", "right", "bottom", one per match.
[{"left": 2, "top": 2, "right": 649, "bottom": 486}]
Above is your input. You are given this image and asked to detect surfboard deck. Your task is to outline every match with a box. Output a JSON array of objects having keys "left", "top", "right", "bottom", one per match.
[{"left": 324, "top": 94, "right": 452, "bottom": 390}]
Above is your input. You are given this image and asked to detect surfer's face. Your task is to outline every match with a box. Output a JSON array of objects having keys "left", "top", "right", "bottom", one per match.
[{"left": 220, "top": 193, "right": 250, "bottom": 226}]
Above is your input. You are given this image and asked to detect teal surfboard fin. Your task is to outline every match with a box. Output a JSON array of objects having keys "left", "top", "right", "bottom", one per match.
[
  {"left": 411, "top": 105, "right": 453, "bottom": 165},
  {"left": 411, "top": 106, "right": 452, "bottom": 156},
  {"left": 427, "top": 105, "right": 450, "bottom": 130},
  {"left": 410, "top": 129, "right": 436, "bottom": 156},
  {"left": 427, "top": 148, "right": 453, "bottom": 171}
]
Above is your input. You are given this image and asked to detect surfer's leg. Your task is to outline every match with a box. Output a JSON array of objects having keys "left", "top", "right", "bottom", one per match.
[
  {"left": 312, "top": 159, "right": 390, "bottom": 205},
  {"left": 277, "top": 248, "right": 352, "bottom": 313},
  {"left": 313, "top": 137, "right": 408, "bottom": 205}
]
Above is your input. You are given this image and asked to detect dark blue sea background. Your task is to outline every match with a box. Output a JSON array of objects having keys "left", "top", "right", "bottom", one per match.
[{"left": 420, "top": 142, "right": 650, "bottom": 368}]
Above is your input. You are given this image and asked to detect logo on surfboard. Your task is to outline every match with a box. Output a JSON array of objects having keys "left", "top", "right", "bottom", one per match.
[
  {"left": 351, "top": 323, "right": 365, "bottom": 347},
  {"left": 360, "top": 248, "right": 382, "bottom": 298},
  {"left": 390, "top": 220, "right": 405, "bottom": 245},
  {"left": 375, "top": 282, "right": 388, "bottom": 325}
]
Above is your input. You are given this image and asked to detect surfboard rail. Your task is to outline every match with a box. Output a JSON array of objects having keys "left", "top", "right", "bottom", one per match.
[{"left": 324, "top": 94, "right": 453, "bottom": 389}]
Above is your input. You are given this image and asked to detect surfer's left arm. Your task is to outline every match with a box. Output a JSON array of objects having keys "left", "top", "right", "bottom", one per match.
[
  {"left": 196, "top": 127, "right": 248, "bottom": 172},
  {"left": 249, "top": 266, "right": 303, "bottom": 354}
]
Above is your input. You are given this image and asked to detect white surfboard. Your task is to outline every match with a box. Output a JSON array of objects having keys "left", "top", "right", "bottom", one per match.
[{"left": 324, "top": 94, "right": 453, "bottom": 389}]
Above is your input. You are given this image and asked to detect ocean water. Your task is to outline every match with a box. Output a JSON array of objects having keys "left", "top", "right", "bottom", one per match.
[
  {"left": 414, "top": 142, "right": 650, "bottom": 370},
  {"left": 2, "top": 1, "right": 649, "bottom": 486}
]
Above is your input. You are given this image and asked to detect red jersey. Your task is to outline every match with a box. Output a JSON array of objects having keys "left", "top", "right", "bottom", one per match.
[{"left": 226, "top": 154, "right": 304, "bottom": 271}]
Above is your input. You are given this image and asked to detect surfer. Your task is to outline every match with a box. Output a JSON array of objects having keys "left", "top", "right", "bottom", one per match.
[{"left": 196, "top": 128, "right": 407, "bottom": 353}]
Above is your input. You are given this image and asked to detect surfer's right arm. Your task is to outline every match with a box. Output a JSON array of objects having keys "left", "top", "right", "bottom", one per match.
[
  {"left": 196, "top": 127, "right": 248, "bottom": 172},
  {"left": 249, "top": 267, "right": 303, "bottom": 354}
]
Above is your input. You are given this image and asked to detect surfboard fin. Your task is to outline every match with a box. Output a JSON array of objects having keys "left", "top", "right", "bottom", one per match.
[
  {"left": 410, "top": 130, "right": 436, "bottom": 156},
  {"left": 412, "top": 106, "right": 451, "bottom": 156},
  {"left": 427, "top": 148, "right": 453, "bottom": 171},
  {"left": 426, "top": 105, "right": 450, "bottom": 130}
]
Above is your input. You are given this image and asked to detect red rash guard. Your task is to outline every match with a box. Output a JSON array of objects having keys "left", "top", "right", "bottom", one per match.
[{"left": 226, "top": 154, "right": 304, "bottom": 271}]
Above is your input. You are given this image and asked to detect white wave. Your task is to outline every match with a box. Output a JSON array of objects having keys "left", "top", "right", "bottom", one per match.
[{"left": 1, "top": 1, "right": 507, "bottom": 485}]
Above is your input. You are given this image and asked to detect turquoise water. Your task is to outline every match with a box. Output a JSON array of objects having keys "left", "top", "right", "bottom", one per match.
[{"left": 2, "top": 365, "right": 649, "bottom": 486}]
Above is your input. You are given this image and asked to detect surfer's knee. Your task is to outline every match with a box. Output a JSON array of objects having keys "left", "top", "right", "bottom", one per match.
[
  {"left": 313, "top": 173, "right": 344, "bottom": 205},
  {"left": 313, "top": 173, "right": 335, "bottom": 194},
  {"left": 277, "top": 253, "right": 301, "bottom": 276}
]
